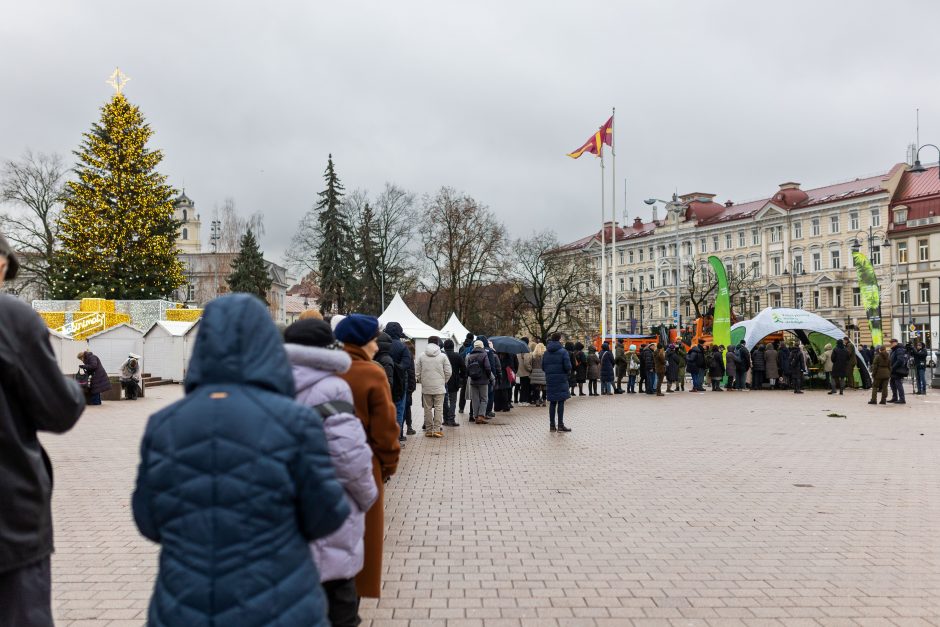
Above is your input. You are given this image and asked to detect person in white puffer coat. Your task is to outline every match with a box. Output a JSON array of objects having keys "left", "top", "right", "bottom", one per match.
[
  {"left": 283, "top": 319, "right": 378, "bottom": 627},
  {"left": 415, "top": 336, "right": 451, "bottom": 438}
]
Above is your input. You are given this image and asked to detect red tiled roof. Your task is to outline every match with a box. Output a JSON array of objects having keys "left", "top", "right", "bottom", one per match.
[{"left": 894, "top": 165, "right": 940, "bottom": 201}]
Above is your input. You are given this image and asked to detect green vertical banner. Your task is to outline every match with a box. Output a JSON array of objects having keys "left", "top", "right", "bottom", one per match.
[
  {"left": 852, "top": 251, "right": 883, "bottom": 346},
  {"left": 708, "top": 255, "right": 731, "bottom": 348}
]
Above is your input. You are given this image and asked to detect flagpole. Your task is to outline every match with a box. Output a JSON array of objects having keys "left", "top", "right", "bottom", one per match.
[
  {"left": 610, "top": 107, "right": 617, "bottom": 348},
  {"left": 600, "top": 142, "right": 607, "bottom": 346}
]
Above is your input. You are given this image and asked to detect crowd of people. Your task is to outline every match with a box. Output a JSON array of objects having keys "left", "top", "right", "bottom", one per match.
[{"left": 0, "top": 217, "right": 933, "bottom": 627}]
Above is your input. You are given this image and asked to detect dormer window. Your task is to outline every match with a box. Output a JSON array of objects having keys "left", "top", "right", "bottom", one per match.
[
  {"left": 894, "top": 207, "right": 908, "bottom": 224},
  {"left": 182, "top": 209, "right": 188, "bottom": 221}
]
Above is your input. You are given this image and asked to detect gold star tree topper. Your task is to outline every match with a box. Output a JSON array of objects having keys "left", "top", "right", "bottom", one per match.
[{"left": 106, "top": 67, "right": 130, "bottom": 94}]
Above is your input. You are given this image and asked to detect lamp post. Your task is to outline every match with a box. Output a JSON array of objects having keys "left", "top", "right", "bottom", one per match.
[
  {"left": 782, "top": 265, "right": 806, "bottom": 308},
  {"left": 644, "top": 195, "right": 684, "bottom": 332},
  {"left": 632, "top": 287, "right": 644, "bottom": 334}
]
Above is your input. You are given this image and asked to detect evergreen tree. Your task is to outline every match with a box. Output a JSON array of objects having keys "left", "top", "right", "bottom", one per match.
[
  {"left": 50, "top": 93, "right": 184, "bottom": 299},
  {"left": 355, "top": 201, "right": 383, "bottom": 314},
  {"left": 316, "top": 155, "right": 356, "bottom": 313},
  {"left": 227, "top": 229, "right": 272, "bottom": 303}
]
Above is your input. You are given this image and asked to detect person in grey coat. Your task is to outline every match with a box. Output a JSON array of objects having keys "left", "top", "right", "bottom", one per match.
[{"left": 284, "top": 319, "right": 378, "bottom": 627}]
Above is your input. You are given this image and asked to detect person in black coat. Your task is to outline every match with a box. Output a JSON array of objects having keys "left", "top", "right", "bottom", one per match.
[
  {"left": 888, "top": 339, "right": 908, "bottom": 404},
  {"left": 573, "top": 342, "right": 588, "bottom": 396},
  {"left": 457, "top": 333, "right": 474, "bottom": 412},
  {"left": 751, "top": 345, "right": 766, "bottom": 391},
  {"left": 0, "top": 239, "right": 86, "bottom": 627},
  {"left": 665, "top": 344, "right": 680, "bottom": 393},
  {"left": 829, "top": 340, "right": 851, "bottom": 395},
  {"left": 639, "top": 345, "right": 655, "bottom": 394},
  {"left": 79, "top": 350, "right": 112, "bottom": 405},
  {"left": 708, "top": 345, "right": 726, "bottom": 391},
  {"left": 599, "top": 342, "right": 615, "bottom": 394},
  {"left": 542, "top": 333, "right": 572, "bottom": 432},
  {"left": 443, "top": 339, "right": 466, "bottom": 426}
]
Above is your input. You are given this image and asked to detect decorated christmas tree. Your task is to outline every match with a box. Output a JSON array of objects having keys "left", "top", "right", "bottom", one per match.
[
  {"left": 50, "top": 72, "right": 184, "bottom": 299},
  {"left": 227, "top": 229, "right": 271, "bottom": 303},
  {"left": 316, "top": 154, "right": 356, "bottom": 313}
]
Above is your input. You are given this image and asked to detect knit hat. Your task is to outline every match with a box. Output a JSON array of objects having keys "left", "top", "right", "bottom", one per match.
[
  {"left": 465, "top": 332, "right": 475, "bottom": 341},
  {"left": 334, "top": 314, "right": 380, "bottom": 346},
  {"left": 473, "top": 340, "right": 484, "bottom": 348},
  {"left": 329, "top": 314, "right": 346, "bottom": 331},
  {"left": 284, "top": 319, "right": 335, "bottom": 347}
]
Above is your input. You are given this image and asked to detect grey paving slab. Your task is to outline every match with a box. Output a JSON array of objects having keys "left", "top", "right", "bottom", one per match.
[{"left": 41, "top": 385, "right": 940, "bottom": 626}]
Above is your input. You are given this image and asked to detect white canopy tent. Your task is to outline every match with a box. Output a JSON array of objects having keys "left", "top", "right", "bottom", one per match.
[
  {"left": 731, "top": 308, "right": 847, "bottom": 351},
  {"left": 439, "top": 312, "right": 473, "bottom": 343},
  {"left": 378, "top": 293, "right": 444, "bottom": 355},
  {"left": 143, "top": 320, "right": 200, "bottom": 382}
]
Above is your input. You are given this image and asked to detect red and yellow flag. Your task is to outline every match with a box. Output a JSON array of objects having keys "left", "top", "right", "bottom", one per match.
[{"left": 567, "top": 116, "right": 613, "bottom": 159}]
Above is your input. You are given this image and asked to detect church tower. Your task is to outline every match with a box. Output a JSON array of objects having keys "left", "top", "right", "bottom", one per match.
[{"left": 173, "top": 191, "right": 202, "bottom": 253}]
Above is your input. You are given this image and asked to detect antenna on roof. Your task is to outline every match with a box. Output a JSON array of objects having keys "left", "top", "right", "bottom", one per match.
[
  {"left": 916, "top": 107, "right": 920, "bottom": 149},
  {"left": 623, "top": 178, "right": 628, "bottom": 225}
]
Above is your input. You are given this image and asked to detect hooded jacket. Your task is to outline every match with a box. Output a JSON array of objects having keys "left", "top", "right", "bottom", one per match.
[
  {"left": 542, "top": 341, "right": 572, "bottom": 401},
  {"left": 415, "top": 343, "right": 452, "bottom": 395},
  {"left": 599, "top": 344, "right": 615, "bottom": 382},
  {"left": 133, "top": 295, "right": 348, "bottom": 627},
  {"left": 383, "top": 321, "right": 414, "bottom": 379},
  {"left": 444, "top": 346, "right": 467, "bottom": 393},
  {"left": 0, "top": 295, "right": 85, "bottom": 573},
  {"left": 286, "top": 344, "right": 378, "bottom": 583},
  {"left": 81, "top": 351, "right": 112, "bottom": 394},
  {"left": 586, "top": 349, "right": 601, "bottom": 380}
]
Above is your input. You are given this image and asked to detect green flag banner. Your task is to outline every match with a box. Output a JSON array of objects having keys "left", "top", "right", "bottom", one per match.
[
  {"left": 852, "top": 251, "right": 883, "bottom": 346},
  {"left": 707, "top": 255, "right": 731, "bottom": 348}
]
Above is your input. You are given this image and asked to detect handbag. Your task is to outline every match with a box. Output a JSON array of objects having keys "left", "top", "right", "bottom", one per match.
[
  {"left": 505, "top": 366, "right": 516, "bottom": 385},
  {"left": 75, "top": 369, "right": 91, "bottom": 389}
]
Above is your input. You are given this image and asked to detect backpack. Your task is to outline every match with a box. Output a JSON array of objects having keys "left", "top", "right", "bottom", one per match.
[{"left": 466, "top": 353, "right": 487, "bottom": 383}]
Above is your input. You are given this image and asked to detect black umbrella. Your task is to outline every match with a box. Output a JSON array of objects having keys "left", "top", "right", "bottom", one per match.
[{"left": 487, "top": 336, "right": 530, "bottom": 354}]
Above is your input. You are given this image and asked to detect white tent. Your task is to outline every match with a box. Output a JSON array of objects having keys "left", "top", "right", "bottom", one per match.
[
  {"left": 48, "top": 329, "right": 88, "bottom": 375},
  {"left": 378, "top": 292, "right": 444, "bottom": 355},
  {"left": 86, "top": 323, "right": 145, "bottom": 373},
  {"left": 732, "top": 308, "right": 846, "bottom": 351},
  {"left": 439, "top": 312, "right": 472, "bottom": 343},
  {"left": 143, "top": 320, "right": 200, "bottom": 382}
]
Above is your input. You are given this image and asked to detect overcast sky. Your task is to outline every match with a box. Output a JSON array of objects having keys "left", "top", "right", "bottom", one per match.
[{"left": 2, "top": 1, "right": 939, "bottom": 265}]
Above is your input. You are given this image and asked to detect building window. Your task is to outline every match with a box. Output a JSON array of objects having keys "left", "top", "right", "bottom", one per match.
[
  {"left": 639, "top": 276, "right": 645, "bottom": 290},
  {"left": 619, "top": 250, "right": 624, "bottom": 265},
  {"left": 834, "top": 287, "right": 842, "bottom": 307},
  {"left": 684, "top": 241, "right": 692, "bottom": 256},
  {"left": 672, "top": 269, "right": 678, "bottom": 285},
  {"left": 182, "top": 208, "right": 188, "bottom": 221},
  {"left": 894, "top": 208, "right": 908, "bottom": 224},
  {"left": 649, "top": 274, "right": 654, "bottom": 288},
  {"left": 919, "top": 238, "right": 929, "bottom": 261},
  {"left": 812, "top": 252, "right": 821, "bottom": 271},
  {"left": 830, "top": 249, "right": 840, "bottom": 269},
  {"left": 659, "top": 245, "right": 667, "bottom": 258},
  {"left": 629, "top": 304, "right": 635, "bottom": 319},
  {"left": 685, "top": 301, "right": 691, "bottom": 317},
  {"left": 871, "top": 208, "right": 881, "bottom": 227},
  {"left": 829, "top": 215, "right": 840, "bottom": 233},
  {"left": 699, "top": 239, "right": 706, "bottom": 253},
  {"left": 900, "top": 285, "right": 909, "bottom": 305},
  {"left": 772, "top": 293, "right": 781, "bottom": 307},
  {"left": 770, "top": 225, "right": 782, "bottom": 243},
  {"left": 628, "top": 250, "right": 634, "bottom": 263},
  {"left": 752, "top": 229, "right": 760, "bottom": 245},
  {"left": 921, "top": 282, "right": 931, "bottom": 304},
  {"left": 738, "top": 231, "right": 745, "bottom": 247},
  {"left": 796, "top": 291, "right": 804, "bottom": 308},
  {"left": 852, "top": 287, "right": 861, "bottom": 307},
  {"left": 794, "top": 255, "right": 803, "bottom": 274},
  {"left": 811, "top": 218, "right": 820, "bottom": 236},
  {"left": 649, "top": 247, "right": 654, "bottom": 260},
  {"left": 897, "top": 241, "right": 908, "bottom": 264},
  {"left": 849, "top": 212, "right": 859, "bottom": 230},
  {"left": 738, "top": 262, "right": 745, "bottom": 276},
  {"left": 619, "top": 277, "right": 625, "bottom": 291},
  {"left": 793, "top": 221, "right": 802, "bottom": 239},
  {"left": 751, "top": 260, "right": 760, "bottom": 278},
  {"left": 772, "top": 257, "right": 781, "bottom": 275},
  {"left": 725, "top": 263, "right": 732, "bottom": 277},
  {"left": 725, "top": 233, "right": 732, "bottom": 249},
  {"left": 638, "top": 248, "right": 644, "bottom": 262},
  {"left": 813, "top": 290, "right": 820, "bottom": 309},
  {"left": 661, "top": 270, "right": 668, "bottom": 286},
  {"left": 187, "top": 284, "right": 195, "bottom": 301},
  {"left": 628, "top": 276, "right": 635, "bottom": 290},
  {"left": 661, "top": 302, "right": 668, "bottom": 318},
  {"left": 752, "top": 295, "right": 760, "bottom": 312},
  {"left": 182, "top": 227, "right": 188, "bottom": 240},
  {"left": 712, "top": 236, "right": 719, "bottom": 251},
  {"left": 872, "top": 245, "right": 881, "bottom": 265}
]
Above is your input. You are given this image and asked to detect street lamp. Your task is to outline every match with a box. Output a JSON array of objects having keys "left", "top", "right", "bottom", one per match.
[
  {"left": 782, "top": 265, "right": 806, "bottom": 308},
  {"left": 908, "top": 144, "right": 940, "bottom": 177},
  {"left": 644, "top": 194, "right": 684, "bottom": 331},
  {"left": 631, "top": 287, "right": 644, "bottom": 334}
]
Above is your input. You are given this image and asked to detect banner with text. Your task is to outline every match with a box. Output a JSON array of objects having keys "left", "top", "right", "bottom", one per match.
[
  {"left": 707, "top": 255, "right": 731, "bottom": 348},
  {"left": 851, "top": 251, "right": 883, "bottom": 346}
]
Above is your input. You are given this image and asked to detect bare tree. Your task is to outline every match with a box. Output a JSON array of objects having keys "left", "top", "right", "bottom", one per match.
[
  {"left": 213, "top": 197, "right": 265, "bottom": 253},
  {"left": 0, "top": 151, "right": 67, "bottom": 296},
  {"left": 417, "top": 187, "right": 506, "bottom": 328},
  {"left": 513, "top": 230, "right": 597, "bottom": 342},
  {"left": 685, "top": 261, "right": 760, "bottom": 319}
]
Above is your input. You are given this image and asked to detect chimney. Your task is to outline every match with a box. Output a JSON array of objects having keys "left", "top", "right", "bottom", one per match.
[
  {"left": 724, "top": 200, "right": 734, "bottom": 207},
  {"left": 633, "top": 216, "right": 643, "bottom": 230},
  {"left": 778, "top": 182, "right": 801, "bottom": 190}
]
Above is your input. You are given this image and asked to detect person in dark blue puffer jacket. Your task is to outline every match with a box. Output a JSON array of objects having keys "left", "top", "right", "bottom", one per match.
[
  {"left": 132, "top": 294, "right": 349, "bottom": 627},
  {"left": 541, "top": 333, "right": 572, "bottom": 433}
]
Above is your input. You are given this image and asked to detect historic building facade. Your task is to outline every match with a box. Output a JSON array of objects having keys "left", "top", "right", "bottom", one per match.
[{"left": 553, "top": 163, "right": 917, "bottom": 345}]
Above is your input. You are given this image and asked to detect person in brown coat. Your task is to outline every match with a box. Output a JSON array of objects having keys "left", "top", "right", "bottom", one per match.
[
  {"left": 334, "top": 314, "right": 401, "bottom": 599},
  {"left": 653, "top": 344, "right": 667, "bottom": 396},
  {"left": 868, "top": 345, "right": 891, "bottom": 405}
]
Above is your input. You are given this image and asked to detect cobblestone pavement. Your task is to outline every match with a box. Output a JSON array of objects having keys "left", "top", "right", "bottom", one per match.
[{"left": 43, "top": 384, "right": 940, "bottom": 626}]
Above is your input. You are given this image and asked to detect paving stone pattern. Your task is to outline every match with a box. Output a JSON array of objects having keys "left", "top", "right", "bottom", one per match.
[{"left": 43, "top": 385, "right": 940, "bottom": 626}]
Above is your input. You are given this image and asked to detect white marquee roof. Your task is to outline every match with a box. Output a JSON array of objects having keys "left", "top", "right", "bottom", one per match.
[
  {"left": 439, "top": 312, "right": 472, "bottom": 342},
  {"left": 378, "top": 293, "right": 443, "bottom": 340},
  {"left": 144, "top": 320, "right": 199, "bottom": 337}
]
